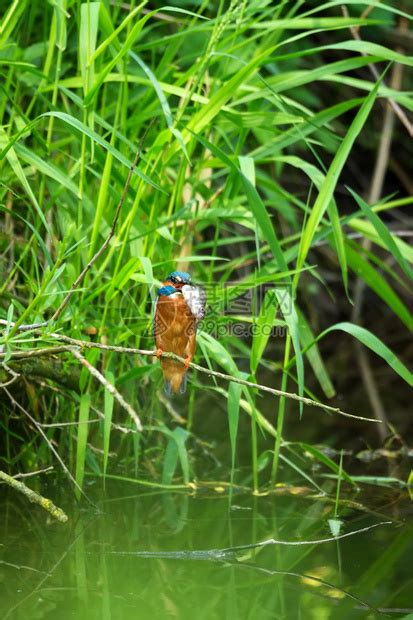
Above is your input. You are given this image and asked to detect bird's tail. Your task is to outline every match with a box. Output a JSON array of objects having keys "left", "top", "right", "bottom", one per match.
[
  {"left": 162, "top": 360, "right": 188, "bottom": 395},
  {"left": 164, "top": 373, "right": 187, "bottom": 395}
]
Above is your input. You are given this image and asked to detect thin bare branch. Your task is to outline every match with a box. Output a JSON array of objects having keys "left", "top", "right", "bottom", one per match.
[
  {"left": 70, "top": 348, "right": 143, "bottom": 431},
  {"left": 2, "top": 346, "right": 76, "bottom": 360},
  {"left": 0, "top": 361, "right": 20, "bottom": 387},
  {"left": 3, "top": 387, "right": 96, "bottom": 507},
  {"left": 48, "top": 334, "right": 380, "bottom": 423},
  {"left": 0, "top": 331, "right": 382, "bottom": 424},
  {"left": 13, "top": 466, "right": 54, "bottom": 478}
]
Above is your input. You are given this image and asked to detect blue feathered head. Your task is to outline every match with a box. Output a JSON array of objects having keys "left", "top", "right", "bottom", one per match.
[{"left": 166, "top": 271, "right": 191, "bottom": 285}]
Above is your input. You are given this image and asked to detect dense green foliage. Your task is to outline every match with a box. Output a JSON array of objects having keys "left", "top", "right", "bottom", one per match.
[{"left": 0, "top": 1, "right": 412, "bottom": 496}]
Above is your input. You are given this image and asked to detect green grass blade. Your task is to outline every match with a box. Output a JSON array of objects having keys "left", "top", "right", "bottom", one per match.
[
  {"left": 103, "top": 370, "right": 114, "bottom": 485},
  {"left": 228, "top": 382, "right": 242, "bottom": 492},
  {"left": 83, "top": 10, "right": 154, "bottom": 107},
  {"left": 0, "top": 205, "right": 52, "bottom": 266},
  {"left": 280, "top": 452, "right": 324, "bottom": 493},
  {"left": 348, "top": 218, "right": 413, "bottom": 265},
  {"left": 55, "top": 0, "right": 69, "bottom": 51},
  {"left": 198, "top": 332, "right": 239, "bottom": 376},
  {"left": 275, "top": 287, "right": 304, "bottom": 417},
  {"left": 301, "top": 0, "right": 412, "bottom": 21},
  {"left": 0, "top": 126, "right": 49, "bottom": 232},
  {"left": 90, "top": 2, "right": 146, "bottom": 63},
  {"left": 348, "top": 187, "right": 413, "bottom": 281},
  {"left": 328, "top": 40, "right": 413, "bottom": 67},
  {"left": 251, "top": 289, "right": 278, "bottom": 374},
  {"left": 176, "top": 47, "right": 275, "bottom": 154},
  {"left": 319, "top": 323, "right": 413, "bottom": 386},
  {"left": 162, "top": 438, "right": 178, "bottom": 486},
  {"left": 0, "top": 112, "right": 163, "bottom": 191},
  {"left": 129, "top": 51, "right": 189, "bottom": 162},
  {"left": 345, "top": 242, "right": 412, "bottom": 330},
  {"left": 191, "top": 132, "right": 288, "bottom": 272},
  {"left": 297, "top": 442, "right": 354, "bottom": 485},
  {"left": 15, "top": 143, "right": 82, "bottom": 198},
  {"left": 296, "top": 307, "right": 335, "bottom": 399},
  {"left": 295, "top": 71, "right": 385, "bottom": 277},
  {"left": 274, "top": 155, "right": 349, "bottom": 295},
  {"left": 0, "top": 0, "right": 28, "bottom": 45},
  {"left": 75, "top": 393, "right": 91, "bottom": 500},
  {"left": 173, "top": 427, "right": 190, "bottom": 485},
  {"left": 42, "top": 112, "right": 162, "bottom": 191}
]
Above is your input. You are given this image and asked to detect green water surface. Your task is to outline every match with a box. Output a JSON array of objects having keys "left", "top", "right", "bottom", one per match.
[{"left": 1, "top": 483, "right": 412, "bottom": 619}]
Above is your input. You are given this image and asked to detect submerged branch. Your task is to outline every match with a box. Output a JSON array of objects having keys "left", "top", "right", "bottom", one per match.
[
  {"left": 109, "top": 521, "right": 392, "bottom": 559},
  {"left": 0, "top": 469, "right": 68, "bottom": 523}
]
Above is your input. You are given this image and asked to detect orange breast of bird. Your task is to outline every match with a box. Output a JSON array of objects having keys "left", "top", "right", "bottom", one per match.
[{"left": 155, "top": 293, "right": 197, "bottom": 394}]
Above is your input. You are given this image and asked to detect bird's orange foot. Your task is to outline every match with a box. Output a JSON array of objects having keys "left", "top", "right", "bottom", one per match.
[
  {"left": 156, "top": 348, "right": 163, "bottom": 359},
  {"left": 184, "top": 355, "right": 192, "bottom": 368}
]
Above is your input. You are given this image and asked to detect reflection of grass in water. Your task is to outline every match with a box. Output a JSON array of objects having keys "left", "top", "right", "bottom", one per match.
[
  {"left": 1, "top": 488, "right": 408, "bottom": 618},
  {"left": 0, "top": 1, "right": 412, "bottom": 502}
]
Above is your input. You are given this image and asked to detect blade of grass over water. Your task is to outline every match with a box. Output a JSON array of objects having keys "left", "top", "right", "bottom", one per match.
[
  {"left": 228, "top": 382, "right": 242, "bottom": 501},
  {"left": 103, "top": 370, "right": 115, "bottom": 486},
  {"left": 75, "top": 394, "right": 91, "bottom": 500},
  {"left": 275, "top": 287, "right": 304, "bottom": 417}
]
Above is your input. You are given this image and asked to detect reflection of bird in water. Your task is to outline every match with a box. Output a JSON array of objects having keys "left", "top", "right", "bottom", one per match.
[{"left": 154, "top": 271, "right": 205, "bottom": 394}]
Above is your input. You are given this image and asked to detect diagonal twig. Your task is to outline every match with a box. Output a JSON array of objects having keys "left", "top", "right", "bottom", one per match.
[
  {"left": 3, "top": 386, "right": 96, "bottom": 507},
  {"left": 70, "top": 348, "right": 142, "bottom": 431}
]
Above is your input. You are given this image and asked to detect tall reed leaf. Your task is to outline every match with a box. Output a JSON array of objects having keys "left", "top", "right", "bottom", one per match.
[
  {"left": 345, "top": 242, "right": 412, "bottom": 330},
  {"left": 0, "top": 127, "right": 49, "bottom": 232},
  {"left": 296, "top": 308, "right": 335, "bottom": 399},
  {"left": 228, "top": 382, "right": 242, "bottom": 492},
  {"left": 295, "top": 72, "right": 384, "bottom": 277},
  {"left": 251, "top": 289, "right": 278, "bottom": 374},
  {"left": 103, "top": 371, "right": 114, "bottom": 485},
  {"left": 1, "top": 112, "right": 162, "bottom": 191},
  {"left": 348, "top": 187, "right": 413, "bottom": 281},
  {"left": 275, "top": 287, "right": 304, "bottom": 417},
  {"left": 75, "top": 394, "right": 91, "bottom": 499},
  {"left": 318, "top": 323, "right": 412, "bottom": 386}
]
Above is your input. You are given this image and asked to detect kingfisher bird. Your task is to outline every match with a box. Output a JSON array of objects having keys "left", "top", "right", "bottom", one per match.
[{"left": 154, "top": 271, "right": 205, "bottom": 395}]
